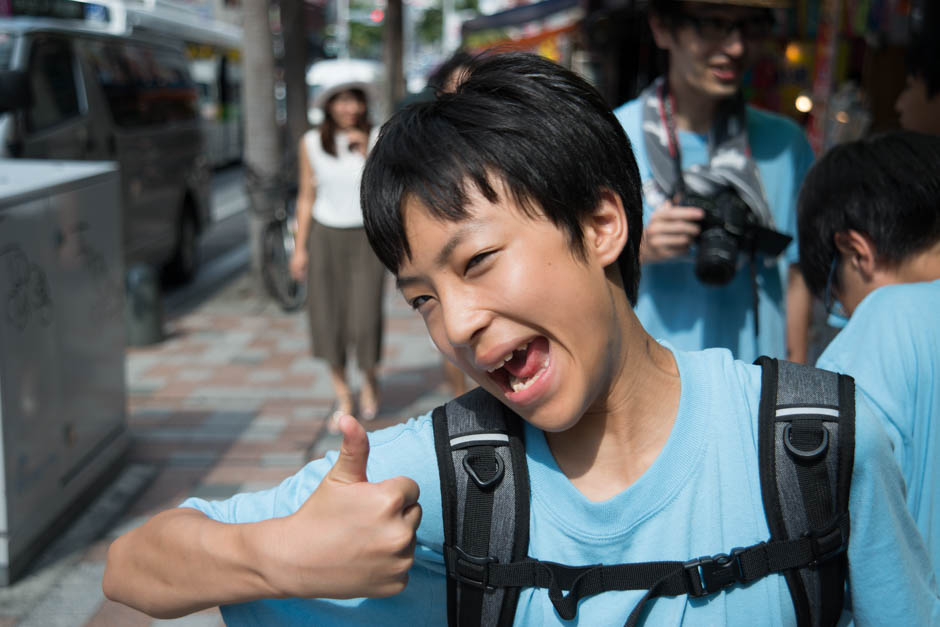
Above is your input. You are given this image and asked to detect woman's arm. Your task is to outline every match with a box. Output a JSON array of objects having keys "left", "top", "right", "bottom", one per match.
[{"left": 290, "top": 134, "right": 317, "bottom": 281}]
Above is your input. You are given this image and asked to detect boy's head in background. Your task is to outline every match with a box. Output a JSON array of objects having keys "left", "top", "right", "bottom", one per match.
[
  {"left": 361, "top": 52, "right": 646, "bottom": 431},
  {"left": 797, "top": 131, "right": 940, "bottom": 317},
  {"left": 895, "top": 39, "right": 940, "bottom": 135}
]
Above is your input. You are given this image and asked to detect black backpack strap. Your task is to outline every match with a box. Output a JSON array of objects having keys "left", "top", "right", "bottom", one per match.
[
  {"left": 432, "top": 387, "right": 530, "bottom": 627},
  {"left": 755, "top": 356, "right": 855, "bottom": 627}
]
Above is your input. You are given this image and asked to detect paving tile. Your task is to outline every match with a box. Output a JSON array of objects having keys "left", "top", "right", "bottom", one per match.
[
  {"left": 259, "top": 452, "right": 307, "bottom": 468},
  {"left": 187, "top": 483, "right": 243, "bottom": 501},
  {"left": 17, "top": 561, "right": 105, "bottom": 627}
]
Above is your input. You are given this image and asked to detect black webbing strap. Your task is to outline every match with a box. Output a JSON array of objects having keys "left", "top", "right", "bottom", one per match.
[
  {"left": 756, "top": 357, "right": 855, "bottom": 627},
  {"left": 458, "top": 445, "right": 500, "bottom": 626},
  {"left": 442, "top": 513, "right": 849, "bottom": 624},
  {"left": 433, "top": 387, "right": 530, "bottom": 627}
]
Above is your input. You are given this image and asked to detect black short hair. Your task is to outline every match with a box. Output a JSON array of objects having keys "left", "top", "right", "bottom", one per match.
[
  {"left": 797, "top": 131, "right": 940, "bottom": 298},
  {"left": 427, "top": 50, "right": 473, "bottom": 93},
  {"left": 360, "top": 52, "right": 644, "bottom": 304},
  {"left": 908, "top": 5, "right": 940, "bottom": 97},
  {"left": 906, "top": 38, "right": 940, "bottom": 97}
]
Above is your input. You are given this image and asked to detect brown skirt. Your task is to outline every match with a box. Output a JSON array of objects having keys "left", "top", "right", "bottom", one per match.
[{"left": 306, "top": 220, "right": 386, "bottom": 370}]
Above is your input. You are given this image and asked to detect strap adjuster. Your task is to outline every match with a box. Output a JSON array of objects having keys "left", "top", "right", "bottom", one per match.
[
  {"left": 683, "top": 547, "right": 746, "bottom": 597},
  {"left": 807, "top": 517, "right": 848, "bottom": 567},
  {"left": 450, "top": 546, "right": 498, "bottom": 591}
]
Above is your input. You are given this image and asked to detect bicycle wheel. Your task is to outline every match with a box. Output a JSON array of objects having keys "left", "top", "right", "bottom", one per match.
[{"left": 261, "top": 217, "right": 307, "bottom": 312}]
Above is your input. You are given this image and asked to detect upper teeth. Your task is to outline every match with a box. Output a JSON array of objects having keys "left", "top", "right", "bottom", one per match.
[{"left": 486, "top": 340, "right": 531, "bottom": 372}]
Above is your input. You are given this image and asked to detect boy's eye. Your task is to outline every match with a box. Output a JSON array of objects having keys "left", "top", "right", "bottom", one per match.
[
  {"left": 409, "top": 295, "right": 431, "bottom": 310},
  {"left": 464, "top": 251, "right": 493, "bottom": 274}
]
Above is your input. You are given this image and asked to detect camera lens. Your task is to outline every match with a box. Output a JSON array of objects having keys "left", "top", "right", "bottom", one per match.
[{"left": 695, "top": 227, "right": 739, "bottom": 285}]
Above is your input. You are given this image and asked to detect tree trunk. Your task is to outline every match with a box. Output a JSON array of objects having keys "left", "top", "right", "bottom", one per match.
[
  {"left": 384, "top": 0, "right": 405, "bottom": 111},
  {"left": 282, "top": 0, "right": 309, "bottom": 179},
  {"left": 241, "top": 0, "right": 281, "bottom": 292}
]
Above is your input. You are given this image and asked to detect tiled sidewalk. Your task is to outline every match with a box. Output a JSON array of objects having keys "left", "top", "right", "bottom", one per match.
[{"left": 1, "top": 271, "right": 453, "bottom": 626}]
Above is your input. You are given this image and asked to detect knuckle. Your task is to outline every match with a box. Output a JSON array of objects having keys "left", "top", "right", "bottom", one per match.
[
  {"left": 379, "top": 487, "right": 406, "bottom": 512},
  {"left": 389, "top": 526, "right": 416, "bottom": 552}
]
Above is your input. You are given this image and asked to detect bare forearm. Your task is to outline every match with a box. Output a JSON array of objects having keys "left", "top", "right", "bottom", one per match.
[
  {"left": 786, "top": 265, "right": 811, "bottom": 364},
  {"left": 294, "top": 192, "right": 314, "bottom": 252},
  {"left": 103, "top": 508, "right": 279, "bottom": 618}
]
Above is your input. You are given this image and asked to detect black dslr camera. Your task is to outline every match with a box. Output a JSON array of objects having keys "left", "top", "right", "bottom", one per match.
[{"left": 682, "top": 187, "right": 792, "bottom": 285}]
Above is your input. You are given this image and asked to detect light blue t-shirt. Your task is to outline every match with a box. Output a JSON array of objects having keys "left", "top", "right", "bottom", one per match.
[
  {"left": 817, "top": 279, "right": 940, "bottom": 576},
  {"left": 181, "top": 347, "right": 938, "bottom": 625},
  {"left": 614, "top": 98, "right": 815, "bottom": 362}
]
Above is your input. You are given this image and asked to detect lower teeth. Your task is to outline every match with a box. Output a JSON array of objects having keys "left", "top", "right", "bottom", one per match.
[{"left": 509, "top": 359, "right": 548, "bottom": 392}]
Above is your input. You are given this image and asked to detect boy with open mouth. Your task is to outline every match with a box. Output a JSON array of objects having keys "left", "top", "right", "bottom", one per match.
[{"left": 103, "top": 53, "right": 939, "bottom": 625}]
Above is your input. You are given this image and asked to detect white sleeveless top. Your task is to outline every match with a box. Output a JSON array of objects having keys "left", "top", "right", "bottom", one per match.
[{"left": 303, "top": 128, "right": 377, "bottom": 228}]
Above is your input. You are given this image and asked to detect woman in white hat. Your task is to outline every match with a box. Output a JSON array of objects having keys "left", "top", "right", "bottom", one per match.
[{"left": 290, "top": 81, "right": 384, "bottom": 430}]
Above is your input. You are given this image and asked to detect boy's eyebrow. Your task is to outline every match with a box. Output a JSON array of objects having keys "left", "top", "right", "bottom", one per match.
[{"left": 395, "top": 222, "right": 482, "bottom": 290}]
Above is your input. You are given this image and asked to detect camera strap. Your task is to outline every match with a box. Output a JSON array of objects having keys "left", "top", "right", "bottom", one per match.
[{"left": 650, "top": 78, "right": 766, "bottom": 338}]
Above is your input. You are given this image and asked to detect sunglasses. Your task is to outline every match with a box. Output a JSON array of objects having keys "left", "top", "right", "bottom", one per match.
[{"left": 677, "top": 12, "right": 775, "bottom": 42}]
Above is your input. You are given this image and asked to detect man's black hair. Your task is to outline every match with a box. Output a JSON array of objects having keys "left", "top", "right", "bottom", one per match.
[
  {"left": 797, "top": 130, "right": 940, "bottom": 298},
  {"left": 360, "top": 51, "right": 644, "bottom": 304},
  {"left": 427, "top": 50, "right": 473, "bottom": 93},
  {"left": 906, "top": 38, "right": 940, "bottom": 98}
]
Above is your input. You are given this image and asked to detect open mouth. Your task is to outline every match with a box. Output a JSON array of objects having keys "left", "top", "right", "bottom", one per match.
[{"left": 486, "top": 336, "right": 550, "bottom": 394}]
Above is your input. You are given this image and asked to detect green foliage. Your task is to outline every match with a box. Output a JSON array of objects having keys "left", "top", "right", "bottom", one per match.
[
  {"left": 417, "top": 8, "right": 442, "bottom": 45},
  {"left": 350, "top": 22, "right": 383, "bottom": 58}
]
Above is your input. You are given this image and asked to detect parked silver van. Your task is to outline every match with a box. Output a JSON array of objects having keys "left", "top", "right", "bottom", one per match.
[{"left": 0, "top": 3, "right": 216, "bottom": 282}]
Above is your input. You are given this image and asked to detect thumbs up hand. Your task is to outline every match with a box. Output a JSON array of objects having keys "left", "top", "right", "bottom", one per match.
[{"left": 257, "top": 415, "right": 422, "bottom": 600}]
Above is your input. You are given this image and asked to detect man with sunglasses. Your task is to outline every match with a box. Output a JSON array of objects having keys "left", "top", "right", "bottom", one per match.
[
  {"left": 614, "top": 0, "right": 813, "bottom": 365},
  {"left": 798, "top": 130, "right": 940, "bottom": 575}
]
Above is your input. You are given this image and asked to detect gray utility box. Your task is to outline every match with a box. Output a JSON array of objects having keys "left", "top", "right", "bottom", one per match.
[{"left": 0, "top": 160, "right": 127, "bottom": 584}]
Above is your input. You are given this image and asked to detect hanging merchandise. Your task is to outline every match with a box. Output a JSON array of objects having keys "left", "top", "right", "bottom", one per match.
[{"left": 806, "top": 0, "right": 841, "bottom": 154}]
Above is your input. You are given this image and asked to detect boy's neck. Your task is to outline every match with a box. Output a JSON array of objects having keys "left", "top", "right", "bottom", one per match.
[
  {"left": 667, "top": 74, "right": 722, "bottom": 135},
  {"left": 545, "top": 313, "right": 681, "bottom": 502}
]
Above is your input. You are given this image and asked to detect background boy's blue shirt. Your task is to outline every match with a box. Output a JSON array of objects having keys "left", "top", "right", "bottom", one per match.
[
  {"left": 817, "top": 279, "right": 940, "bottom": 576},
  {"left": 614, "top": 99, "right": 815, "bottom": 362},
  {"left": 182, "top": 347, "right": 939, "bottom": 625}
]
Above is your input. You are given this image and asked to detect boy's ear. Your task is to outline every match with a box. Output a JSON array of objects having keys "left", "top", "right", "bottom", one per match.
[
  {"left": 833, "top": 229, "right": 878, "bottom": 281},
  {"left": 583, "top": 189, "right": 628, "bottom": 268}
]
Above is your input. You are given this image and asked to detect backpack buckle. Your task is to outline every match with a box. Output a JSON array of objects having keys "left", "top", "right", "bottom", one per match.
[
  {"left": 451, "top": 546, "right": 498, "bottom": 591},
  {"left": 684, "top": 547, "right": 746, "bottom": 597}
]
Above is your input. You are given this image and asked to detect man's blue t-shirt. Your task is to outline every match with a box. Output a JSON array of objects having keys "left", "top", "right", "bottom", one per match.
[
  {"left": 614, "top": 98, "right": 815, "bottom": 362},
  {"left": 817, "top": 279, "right": 940, "bottom": 575},
  {"left": 181, "top": 347, "right": 938, "bottom": 625}
]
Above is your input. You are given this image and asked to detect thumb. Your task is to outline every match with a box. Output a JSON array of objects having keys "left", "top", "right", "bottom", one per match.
[{"left": 328, "top": 414, "right": 370, "bottom": 484}]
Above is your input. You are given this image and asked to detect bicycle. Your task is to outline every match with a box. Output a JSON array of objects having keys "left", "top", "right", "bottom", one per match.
[{"left": 259, "top": 182, "right": 307, "bottom": 312}]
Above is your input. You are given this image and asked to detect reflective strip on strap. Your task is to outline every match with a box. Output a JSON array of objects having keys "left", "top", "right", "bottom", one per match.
[
  {"left": 776, "top": 407, "right": 840, "bottom": 418},
  {"left": 450, "top": 433, "right": 510, "bottom": 447}
]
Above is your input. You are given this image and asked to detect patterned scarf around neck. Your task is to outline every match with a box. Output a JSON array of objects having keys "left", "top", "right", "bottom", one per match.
[{"left": 640, "top": 76, "right": 776, "bottom": 231}]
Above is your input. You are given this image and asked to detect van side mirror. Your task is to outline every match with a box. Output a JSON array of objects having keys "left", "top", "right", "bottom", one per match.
[{"left": 0, "top": 70, "right": 30, "bottom": 114}]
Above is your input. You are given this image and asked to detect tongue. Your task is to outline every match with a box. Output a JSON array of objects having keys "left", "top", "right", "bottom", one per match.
[{"left": 503, "top": 337, "right": 548, "bottom": 380}]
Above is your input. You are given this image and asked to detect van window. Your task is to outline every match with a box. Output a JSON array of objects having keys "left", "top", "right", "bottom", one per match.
[
  {"left": 0, "top": 32, "right": 13, "bottom": 70},
  {"left": 26, "top": 37, "right": 81, "bottom": 131},
  {"left": 86, "top": 39, "right": 198, "bottom": 128}
]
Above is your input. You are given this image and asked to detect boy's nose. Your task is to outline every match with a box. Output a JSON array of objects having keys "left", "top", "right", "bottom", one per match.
[{"left": 441, "top": 296, "right": 490, "bottom": 349}]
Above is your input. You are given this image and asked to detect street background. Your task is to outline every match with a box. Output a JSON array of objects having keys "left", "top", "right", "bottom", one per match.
[{"left": 0, "top": 168, "right": 453, "bottom": 626}]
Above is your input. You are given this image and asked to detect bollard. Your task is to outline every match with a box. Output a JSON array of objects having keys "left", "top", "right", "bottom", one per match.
[{"left": 124, "top": 264, "right": 164, "bottom": 346}]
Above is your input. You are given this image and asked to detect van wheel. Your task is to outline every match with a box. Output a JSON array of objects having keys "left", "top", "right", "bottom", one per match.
[{"left": 166, "top": 208, "right": 199, "bottom": 284}]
